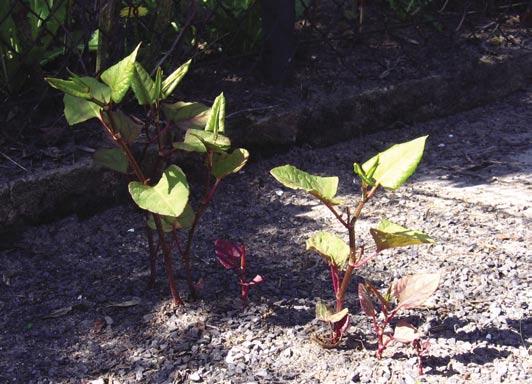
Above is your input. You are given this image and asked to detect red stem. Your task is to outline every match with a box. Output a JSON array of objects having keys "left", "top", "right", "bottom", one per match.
[
  {"left": 181, "top": 159, "right": 221, "bottom": 297},
  {"left": 100, "top": 111, "right": 183, "bottom": 305},
  {"left": 334, "top": 185, "right": 380, "bottom": 314},
  {"left": 153, "top": 215, "right": 183, "bottom": 306}
]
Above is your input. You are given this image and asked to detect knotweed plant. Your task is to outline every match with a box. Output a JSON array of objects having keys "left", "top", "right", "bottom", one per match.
[
  {"left": 46, "top": 44, "right": 249, "bottom": 305},
  {"left": 214, "top": 239, "right": 264, "bottom": 303},
  {"left": 270, "top": 136, "right": 440, "bottom": 361}
]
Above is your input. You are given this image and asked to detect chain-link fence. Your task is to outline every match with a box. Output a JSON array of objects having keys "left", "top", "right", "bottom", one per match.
[{"left": 1, "top": 0, "right": 528, "bottom": 139}]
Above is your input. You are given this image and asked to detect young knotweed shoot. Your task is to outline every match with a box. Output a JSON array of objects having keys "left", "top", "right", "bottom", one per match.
[
  {"left": 214, "top": 239, "right": 263, "bottom": 303},
  {"left": 358, "top": 272, "right": 440, "bottom": 375},
  {"left": 270, "top": 136, "right": 435, "bottom": 346},
  {"left": 46, "top": 43, "right": 249, "bottom": 305}
]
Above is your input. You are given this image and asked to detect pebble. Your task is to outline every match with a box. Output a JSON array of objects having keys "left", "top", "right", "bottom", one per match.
[{"left": 189, "top": 372, "right": 201, "bottom": 382}]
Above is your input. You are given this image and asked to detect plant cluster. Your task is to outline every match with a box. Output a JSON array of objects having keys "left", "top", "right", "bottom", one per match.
[
  {"left": 44, "top": 39, "right": 442, "bottom": 377},
  {"left": 270, "top": 136, "right": 440, "bottom": 372},
  {"left": 46, "top": 43, "right": 249, "bottom": 305}
]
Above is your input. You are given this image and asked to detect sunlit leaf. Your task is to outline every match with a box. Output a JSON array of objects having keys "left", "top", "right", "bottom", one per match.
[
  {"left": 393, "top": 272, "right": 441, "bottom": 310},
  {"left": 88, "top": 29, "right": 99, "bottom": 51},
  {"left": 63, "top": 95, "right": 102, "bottom": 126},
  {"left": 360, "top": 136, "right": 428, "bottom": 190},
  {"left": 101, "top": 43, "right": 141, "bottom": 103},
  {"left": 120, "top": 6, "right": 149, "bottom": 17},
  {"left": 270, "top": 165, "right": 340, "bottom": 205},
  {"left": 131, "top": 62, "right": 156, "bottom": 105},
  {"left": 370, "top": 219, "right": 435, "bottom": 252},
  {"left": 316, "top": 300, "right": 349, "bottom": 323},
  {"left": 212, "top": 148, "right": 249, "bottom": 178},
  {"left": 128, "top": 165, "right": 189, "bottom": 217},
  {"left": 161, "top": 101, "right": 210, "bottom": 129},
  {"left": 93, "top": 148, "right": 128, "bottom": 173},
  {"left": 47, "top": 76, "right": 111, "bottom": 104},
  {"left": 46, "top": 77, "right": 91, "bottom": 99},
  {"left": 306, "top": 231, "right": 349, "bottom": 270},
  {"left": 393, "top": 320, "right": 419, "bottom": 343},
  {"left": 161, "top": 59, "right": 191, "bottom": 98},
  {"left": 174, "top": 129, "right": 231, "bottom": 153},
  {"left": 353, "top": 162, "right": 374, "bottom": 186},
  {"left": 205, "top": 92, "right": 225, "bottom": 135}
]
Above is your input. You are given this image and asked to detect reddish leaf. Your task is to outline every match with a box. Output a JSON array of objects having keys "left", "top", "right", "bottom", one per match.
[
  {"left": 393, "top": 320, "right": 419, "bottom": 343},
  {"left": 358, "top": 283, "right": 376, "bottom": 318},
  {"left": 240, "top": 275, "right": 263, "bottom": 301},
  {"left": 393, "top": 272, "right": 440, "bottom": 310},
  {"left": 214, "top": 239, "right": 244, "bottom": 270},
  {"left": 333, "top": 313, "right": 351, "bottom": 338}
]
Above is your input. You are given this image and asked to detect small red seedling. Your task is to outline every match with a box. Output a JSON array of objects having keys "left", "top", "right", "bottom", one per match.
[
  {"left": 358, "top": 272, "right": 440, "bottom": 375},
  {"left": 214, "top": 239, "right": 263, "bottom": 302}
]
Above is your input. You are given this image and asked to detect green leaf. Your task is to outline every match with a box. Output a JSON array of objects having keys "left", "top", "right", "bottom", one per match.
[
  {"left": 172, "top": 140, "right": 207, "bottom": 153},
  {"left": 205, "top": 92, "right": 225, "bottom": 135},
  {"left": 120, "top": 5, "right": 149, "bottom": 17},
  {"left": 146, "top": 204, "right": 195, "bottom": 232},
  {"left": 153, "top": 66, "right": 163, "bottom": 102},
  {"left": 88, "top": 29, "right": 99, "bottom": 51},
  {"left": 131, "top": 62, "right": 156, "bottom": 105},
  {"left": 108, "top": 110, "right": 142, "bottom": 143},
  {"left": 63, "top": 95, "right": 102, "bottom": 126},
  {"left": 212, "top": 148, "right": 249, "bottom": 179},
  {"left": 161, "top": 59, "right": 191, "bottom": 99},
  {"left": 353, "top": 158, "right": 379, "bottom": 186},
  {"left": 270, "top": 165, "right": 340, "bottom": 205},
  {"left": 173, "top": 203, "right": 194, "bottom": 229},
  {"left": 47, "top": 76, "right": 110, "bottom": 103},
  {"left": 46, "top": 77, "right": 91, "bottom": 99},
  {"left": 174, "top": 129, "right": 231, "bottom": 153},
  {"left": 316, "top": 301, "right": 349, "bottom": 323},
  {"left": 93, "top": 148, "right": 128, "bottom": 173},
  {"left": 161, "top": 101, "right": 210, "bottom": 129},
  {"left": 315, "top": 300, "right": 332, "bottom": 321},
  {"left": 360, "top": 136, "right": 428, "bottom": 190},
  {"left": 306, "top": 231, "right": 349, "bottom": 270},
  {"left": 77, "top": 76, "right": 112, "bottom": 103},
  {"left": 128, "top": 165, "right": 189, "bottom": 217},
  {"left": 101, "top": 43, "right": 141, "bottom": 103},
  {"left": 370, "top": 219, "right": 435, "bottom": 252}
]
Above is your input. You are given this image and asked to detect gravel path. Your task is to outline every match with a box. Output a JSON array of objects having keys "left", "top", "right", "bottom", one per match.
[{"left": 1, "top": 88, "right": 530, "bottom": 384}]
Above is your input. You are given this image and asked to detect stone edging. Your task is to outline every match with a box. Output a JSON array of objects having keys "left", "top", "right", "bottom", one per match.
[{"left": 1, "top": 51, "right": 530, "bottom": 233}]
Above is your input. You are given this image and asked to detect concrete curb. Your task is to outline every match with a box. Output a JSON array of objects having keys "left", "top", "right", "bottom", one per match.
[{"left": 1, "top": 51, "right": 530, "bottom": 233}]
